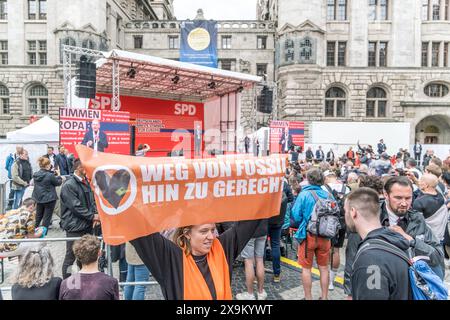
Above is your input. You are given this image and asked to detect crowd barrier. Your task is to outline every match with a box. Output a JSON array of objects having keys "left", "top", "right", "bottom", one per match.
[{"left": 0, "top": 237, "right": 159, "bottom": 296}]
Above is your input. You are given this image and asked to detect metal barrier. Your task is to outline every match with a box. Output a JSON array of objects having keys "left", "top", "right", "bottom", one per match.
[
  {"left": 0, "top": 237, "right": 160, "bottom": 295},
  {"left": 0, "top": 182, "right": 6, "bottom": 214}
]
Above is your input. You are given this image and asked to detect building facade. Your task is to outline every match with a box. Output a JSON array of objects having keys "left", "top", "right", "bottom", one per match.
[{"left": 0, "top": 0, "right": 449, "bottom": 146}]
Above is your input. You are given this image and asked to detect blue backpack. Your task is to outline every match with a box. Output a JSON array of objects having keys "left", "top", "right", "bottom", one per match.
[{"left": 357, "top": 239, "right": 448, "bottom": 300}]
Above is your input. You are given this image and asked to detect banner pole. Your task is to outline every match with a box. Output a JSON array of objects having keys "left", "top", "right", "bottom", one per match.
[{"left": 106, "top": 244, "right": 113, "bottom": 277}]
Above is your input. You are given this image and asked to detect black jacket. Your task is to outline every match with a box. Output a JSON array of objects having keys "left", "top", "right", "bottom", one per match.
[
  {"left": 344, "top": 200, "right": 445, "bottom": 295},
  {"left": 81, "top": 129, "right": 109, "bottom": 152},
  {"left": 351, "top": 228, "right": 412, "bottom": 300},
  {"left": 60, "top": 175, "right": 96, "bottom": 233},
  {"left": 32, "top": 169, "right": 63, "bottom": 203},
  {"left": 55, "top": 154, "right": 70, "bottom": 175},
  {"left": 305, "top": 150, "right": 314, "bottom": 160}
]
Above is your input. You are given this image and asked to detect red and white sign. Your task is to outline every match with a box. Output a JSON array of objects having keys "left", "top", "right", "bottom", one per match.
[
  {"left": 269, "top": 121, "right": 305, "bottom": 154},
  {"left": 59, "top": 108, "right": 131, "bottom": 158}
]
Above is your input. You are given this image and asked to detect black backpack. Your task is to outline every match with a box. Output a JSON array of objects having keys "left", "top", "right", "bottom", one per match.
[{"left": 324, "top": 184, "right": 347, "bottom": 231}]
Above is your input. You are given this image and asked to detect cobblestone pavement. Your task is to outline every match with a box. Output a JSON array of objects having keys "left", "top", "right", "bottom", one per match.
[{"left": 1, "top": 224, "right": 449, "bottom": 300}]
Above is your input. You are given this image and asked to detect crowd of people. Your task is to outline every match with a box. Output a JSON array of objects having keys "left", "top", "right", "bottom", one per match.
[{"left": 0, "top": 139, "right": 449, "bottom": 300}]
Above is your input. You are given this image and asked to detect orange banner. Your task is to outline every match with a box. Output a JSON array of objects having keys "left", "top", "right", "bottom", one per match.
[{"left": 77, "top": 145, "right": 287, "bottom": 245}]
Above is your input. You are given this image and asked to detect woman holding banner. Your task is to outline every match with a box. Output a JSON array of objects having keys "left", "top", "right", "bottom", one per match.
[{"left": 130, "top": 219, "right": 265, "bottom": 300}]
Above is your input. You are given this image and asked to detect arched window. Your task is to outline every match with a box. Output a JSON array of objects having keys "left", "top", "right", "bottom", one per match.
[
  {"left": 82, "top": 39, "right": 96, "bottom": 50},
  {"left": 424, "top": 83, "right": 449, "bottom": 97},
  {"left": 0, "top": 84, "right": 9, "bottom": 114},
  {"left": 60, "top": 37, "right": 77, "bottom": 63},
  {"left": 27, "top": 84, "right": 48, "bottom": 114},
  {"left": 300, "top": 37, "right": 315, "bottom": 63},
  {"left": 367, "top": 87, "right": 387, "bottom": 117},
  {"left": 325, "top": 87, "right": 346, "bottom": 117}
]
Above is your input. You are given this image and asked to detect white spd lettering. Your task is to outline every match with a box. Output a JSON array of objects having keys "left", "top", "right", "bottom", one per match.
[{"left": 174, "top": 103, "right": 196, "bottom": 115}]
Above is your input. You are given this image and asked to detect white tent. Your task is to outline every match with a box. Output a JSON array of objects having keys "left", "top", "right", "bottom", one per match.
[{"left": 6, "top": 116, "right": 59, "bottom": 142}]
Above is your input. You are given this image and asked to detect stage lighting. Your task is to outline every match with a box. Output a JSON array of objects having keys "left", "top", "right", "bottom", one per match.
[
  {"left": 127, "top": 64, "right": 137, "bottom": 79},
  {"left": 171, "top": 75, "right": 180, "bottom": 84},
  {"left": 208, "top": 81, "right": 216, "bottom": 89},
  {"left": 237, "top": 86, "right": 244, "bottom": 93}
]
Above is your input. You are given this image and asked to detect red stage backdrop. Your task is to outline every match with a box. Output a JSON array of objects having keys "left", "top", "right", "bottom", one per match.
[
  {"left": 59, "top": 108, "right": 130, "bottom": 158},
  {"left": 269, "top": 120, "right": 305, "bottom": 154},
  {"left": 89, "top": 94, "right": 204, "bottom": 157}
]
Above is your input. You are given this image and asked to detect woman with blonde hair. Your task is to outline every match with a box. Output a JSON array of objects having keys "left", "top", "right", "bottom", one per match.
[
  {"left": 32, "top": 156, "right": 65, "bottom": 232},
  {"left": 11, "top": 246, "right": 62, "bottom": 300},
  {"left": 131, "top": 219, "right": 264, "bottom": 300}
]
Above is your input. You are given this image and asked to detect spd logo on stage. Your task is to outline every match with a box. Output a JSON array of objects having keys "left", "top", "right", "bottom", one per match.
[{"left": 92, "top": 165, "right": 137, "bottom": 216}]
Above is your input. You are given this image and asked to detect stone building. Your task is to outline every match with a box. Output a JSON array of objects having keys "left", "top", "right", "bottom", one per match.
[
  {"left": 0, "top": 0, "right": 449, "bottom": 146},
  {"left": 268, "top": 0, "right": 450, "bottom": 144}
]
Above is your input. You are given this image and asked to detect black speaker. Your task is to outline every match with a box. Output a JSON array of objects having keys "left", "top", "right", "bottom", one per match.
[
  {"left": 75, "top": 57, "right": 97, "bottom": 99},
  {"left": 257, "top": 86, "right": 273, "bottom": 114}
]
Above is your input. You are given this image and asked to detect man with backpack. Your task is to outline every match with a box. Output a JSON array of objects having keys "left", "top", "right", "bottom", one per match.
[
  {"left": 323, "top": 170, "right": 350, "bottom": 291},
  {"left": 291, "top": 169, "right": 340, "bottom": 300},
  {"left": 345, "top": 187, "right": 412, "bottom": 300},
  {"left": 370, "top": 152, "right": 392, "bottom": 176}
]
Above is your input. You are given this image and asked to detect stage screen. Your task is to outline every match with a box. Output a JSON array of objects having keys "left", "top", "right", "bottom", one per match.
[
  {"left": 89, "top": 94, "right": 205, "bottom": 157},
  {"left": 59, "top": 108, "right": 131, "bottom": 158}
]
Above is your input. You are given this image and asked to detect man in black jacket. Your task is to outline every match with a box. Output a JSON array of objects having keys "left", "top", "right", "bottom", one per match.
[
  {"left": 60, "top": 158, "right": 99, "bottom": 279},
  {"left": 344, "top": 176, "right": 445, "bottom": 296},
  {"left": 345, "top": 188, "right": 411, "bottom": 300}
]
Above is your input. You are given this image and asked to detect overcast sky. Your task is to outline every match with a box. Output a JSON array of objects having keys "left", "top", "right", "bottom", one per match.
[{"left": 173, "top": 0, "right": 257, "bottom": 20}]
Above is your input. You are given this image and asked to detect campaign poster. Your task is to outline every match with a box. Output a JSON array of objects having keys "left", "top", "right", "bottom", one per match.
[
  {"left": 269, "top": 120, "right": 305, "bottom": 154},
  {"left": 89, "top": 94, "right": 204, "bottom": 158},
  {"left": 59, "top": 108, "right": 131, "bottom": 158},
  {"left": 180, "top": 20, "right": 218, "bottom": 68}
]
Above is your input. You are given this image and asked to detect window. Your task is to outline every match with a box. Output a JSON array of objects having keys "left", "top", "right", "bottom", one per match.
[
  {"left": 369, "top": 0, "right": 388, "bottom": 20},
  {"left": 368, "top": 41, "right": 388, "bottom": 67},
  {"left": 0, "top": 84, "right": 9, "bottom": 114},
  {"left": 327, "top": 0, "right": 336, "bottom": 20},
  {"left": 368, "top": 42, "right": 377, "bottom": 66},
  {"left": 168, "top": 35, "right": 179, "bottom": 49},
  {"left": 379, "top": 0, "right": 388, "bottom": 20},
  {"left": 116, "top": 15, "right": 122, "bottom": 45},
  {"left": 422, "top": 0, "right": 429, "bottom": 20},
  {"left": 300, "top": 38, "right": 314, "bottom": 63},
  {"left": 367, "top": 87, "right": 387, "bottom": 117},
  {"left": 379, "top": 42, "right": 387, "bottom": 67},
  {"left": 424, "top": 83, "right": 449, "bottom": 97},
  {"left": 0, "top": 40, "right": 7, "bottom": 65},
  {"left": 369, "top": 0, "right": 377, "bottom": 20},
  {"left": 445, "top": 42, "right": 449, "bottom": 67},
  {"left": 27, "top": 40, "right": 46, "bottom": 65},
  {"left": 27, "top": 84, "right": 48, "bottom": 114},
  {"left": 222, "top": 36, "right": 232, "bottom": 49},
  {"left": 256, "top": 63, "right": 267, "bottom": 76},
  {"left": 284, "top": 39, "right": 295, "bottom": 62},
  {"left": 327, "top": 42, "right": 335, "bottom": 66},
  {"left": 338, "top": 42, "right": 346, "bottom": 66},
  {"left": 0, "top": 0, "right": 7, "bottom": 20},
  {"left": 422, "top": 42, "right": 429, "bottom": 66},
  {"left": 446, "top": 0, "right": 450, "bottom": 20},
  {"left": 220, "top": 59, "right": 233, "bottom": 71},
  {"left": 134, "top": 36, "right": 143, "bottom": 49},
  {"left": 325, "top": 87, "right": 346, "bottom": 117},
  {"left": 257, "top": 36, "right": 267, "bottom": 49},
  {"left": 60, "top": 37, "right": 76, "bottom": 63},
  {"left": 327, "top": 41, "right": 346, "bottom": 66},
  {"left": 82, "top": 39, "right": 96, "bottom": 50},
  {"left": 28, "top": 0, "right": 46, "bottom": 20},
  {"left": 432, "top": 42, "right": 440, "bottom": 67},
  {"left": 327, "top": 0, "right": 347, "bottom": 20},
  {"left": 432, "top": 0, "right": 440, "bottom": 20}
]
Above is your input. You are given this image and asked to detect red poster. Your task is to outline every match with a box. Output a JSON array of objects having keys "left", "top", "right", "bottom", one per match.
[
  {"left": 269, "top": 120, "right": 305, "bottom": 154},
  {"left": 59, "top": 108, "right": 131, "bottom": 158},
  {"left": 89, "top": 94, "right": 204, "bottom": 157}
]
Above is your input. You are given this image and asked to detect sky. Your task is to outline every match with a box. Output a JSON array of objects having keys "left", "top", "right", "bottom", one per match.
[{"left": 173, "top": 0, "right": 257, "bottom": 20}]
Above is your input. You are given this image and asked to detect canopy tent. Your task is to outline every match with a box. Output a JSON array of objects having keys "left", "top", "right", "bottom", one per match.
[
  {"left": 95, "top": 49, "right": 262, "bottom": 103},
  {"left": 6, "top": 116, "right": 59, "bottom": 142}
]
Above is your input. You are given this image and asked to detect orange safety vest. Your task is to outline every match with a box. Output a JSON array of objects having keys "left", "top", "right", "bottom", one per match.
[{"left": 183, "top": 238, "right": 232, "bottom": 300}]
